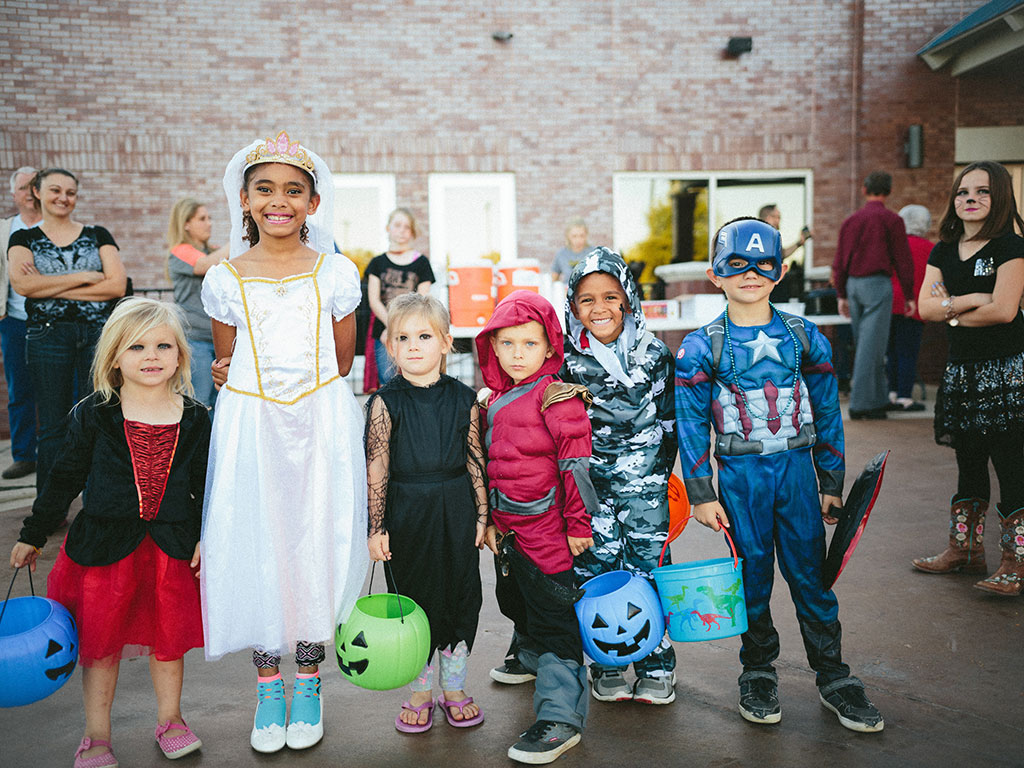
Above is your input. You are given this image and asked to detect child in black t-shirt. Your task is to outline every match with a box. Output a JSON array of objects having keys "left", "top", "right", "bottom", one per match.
[
  {"left": 365, "top": 207, "right": 435, "bottom": 385},
  {"left": 912, "top": 160, "right": 1024, "bottom": 596}
]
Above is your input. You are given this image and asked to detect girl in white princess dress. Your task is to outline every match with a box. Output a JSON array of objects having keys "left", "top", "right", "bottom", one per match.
[{"left": 199, "top": 131, "right": 368, "bottom": 754}]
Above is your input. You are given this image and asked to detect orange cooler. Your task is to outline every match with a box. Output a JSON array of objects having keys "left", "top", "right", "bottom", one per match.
[
  {"left": 495, "top": 259, "right": 541, "bottom": 302},
  {"left": 448, "top": 262, "right": 494, "bottom": 327}
]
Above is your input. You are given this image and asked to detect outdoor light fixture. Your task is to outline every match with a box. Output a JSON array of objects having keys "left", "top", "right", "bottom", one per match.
[
  {"left": 492, "top": 30, "right": 513, "bottom": 42},
  {"left": 905, "top": 124, "right": 924, "bottom": 168},
  {"left": 726, "top": 37, "right": 753, "bottom": 56}
]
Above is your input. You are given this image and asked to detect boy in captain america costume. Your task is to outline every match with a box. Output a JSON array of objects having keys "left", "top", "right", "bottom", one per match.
[{"left": 674, "top": 218, "right": 885, "bottom": 733}]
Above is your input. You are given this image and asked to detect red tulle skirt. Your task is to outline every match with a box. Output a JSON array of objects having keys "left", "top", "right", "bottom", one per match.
[{"left": 47, "top": 534, "right": 203, "bottom": 667}]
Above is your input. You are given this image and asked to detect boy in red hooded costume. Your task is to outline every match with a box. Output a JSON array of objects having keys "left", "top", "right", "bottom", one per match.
[{"left": 477, "top": 290, "right": 597, "bottom": 764}]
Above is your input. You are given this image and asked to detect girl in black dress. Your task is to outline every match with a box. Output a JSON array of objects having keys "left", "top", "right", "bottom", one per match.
[
  {"left": 365, "top": 293, "right": 488, "bottom": 732},
  {"left": 912, "top": 161, "right": 1024, "bottom": 596}
]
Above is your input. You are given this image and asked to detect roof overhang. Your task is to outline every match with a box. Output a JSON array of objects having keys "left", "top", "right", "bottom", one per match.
[{"left": 918, "top": 0, "right": 1024, "bottom": 76}]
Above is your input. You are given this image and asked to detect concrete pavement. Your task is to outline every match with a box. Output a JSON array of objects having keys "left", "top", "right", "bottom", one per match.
[{"left": 1, "top": 405, "right": 1021, "bottom": 767}]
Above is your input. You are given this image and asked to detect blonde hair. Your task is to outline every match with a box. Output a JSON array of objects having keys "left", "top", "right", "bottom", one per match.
[
  {"left": 92, "top": 297, "right": 194, "bottom": 402},
  {"left": 387, "top": 207, "right": 418, "bottom": 240},
  {"left": 385, "top": 293, "right": 451, "bottom": 375},
  {"left": 167, "top": 196, "right": 206, "bottom": 250},
  {"left": 564, "top": 217, "right": 588, "bottom": 243}
]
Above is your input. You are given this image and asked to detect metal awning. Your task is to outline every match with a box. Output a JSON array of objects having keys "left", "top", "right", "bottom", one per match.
[{"left": 917, "top": 0, "right": 1024, "bottom": 75}]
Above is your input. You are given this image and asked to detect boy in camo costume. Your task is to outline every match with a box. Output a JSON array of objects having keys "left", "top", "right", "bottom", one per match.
[{"left": 562, "top": 247, "right": 678, "bottom": 704}]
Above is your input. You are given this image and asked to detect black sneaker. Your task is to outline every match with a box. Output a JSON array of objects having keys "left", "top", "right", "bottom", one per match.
[
  {"left": 738, "top": 672, "right": 781, "bottom": 724},
  {"left": 507, "top": 720, "right": 581, "bottom": 764},
  {"left": 1, "top": 460, "right": 35, "bottom": 480},
  {"left": 819, "top": 678, "right": 884, "bottom": 733},
  {"left": 490, "top": 658, "right": 536, "bottom": 685}
]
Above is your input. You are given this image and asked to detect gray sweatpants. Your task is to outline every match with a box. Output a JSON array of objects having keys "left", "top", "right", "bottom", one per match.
[{"left": 518, "top": 646, "right": 589, "bottom": 731}]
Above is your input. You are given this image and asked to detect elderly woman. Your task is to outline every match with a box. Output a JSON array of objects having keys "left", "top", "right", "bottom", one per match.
[
  {"left": 7, "top": 168, "right": 127, "bottom": 491},
  {"left": 166, "top": 197, "right": 226, "bottom": 408},
  {"left": 885, "top": 204, "right": 933, "bottom": 412}
]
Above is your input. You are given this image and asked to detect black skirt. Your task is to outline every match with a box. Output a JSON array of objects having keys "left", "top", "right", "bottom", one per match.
[{"left": 934, "top": 351, "right": 1024, "bottom": 448}]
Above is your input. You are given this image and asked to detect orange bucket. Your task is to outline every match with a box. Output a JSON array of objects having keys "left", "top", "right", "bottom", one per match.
[
  {"left": 448, "top": 263, "right": 494, "bottom": 327},
  {"left": 495, "top": 259, "right": 541, "bottom": 302}
]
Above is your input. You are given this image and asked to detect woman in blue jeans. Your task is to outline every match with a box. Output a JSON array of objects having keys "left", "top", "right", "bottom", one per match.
[
  {"left": 166, "top": 196, "right": 227, "bottom": 409},
  {"left": 7, "top": 168, "right": 126, "bottom": 491}
]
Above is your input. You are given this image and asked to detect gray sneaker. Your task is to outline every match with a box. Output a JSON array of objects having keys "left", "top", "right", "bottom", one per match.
[
  {"left": 507, "top": 720, "right": 581, "bottom": 764},
  {"left": 591, "top": 669, "right": 633, "bottom": 702},
  {"left": 633, "top": 672, "right": 676, "bottom": 705}
]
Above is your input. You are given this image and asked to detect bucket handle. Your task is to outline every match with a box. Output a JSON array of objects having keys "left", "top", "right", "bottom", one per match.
[
  {"left": 0, "top": 566, "right": 36, "bottom": 630},
  {"left": 658, "top": 523, "right": 740, "bottom": 571},
  {"left": 366, "top": 560, "right": 409, "bottom": 624}
]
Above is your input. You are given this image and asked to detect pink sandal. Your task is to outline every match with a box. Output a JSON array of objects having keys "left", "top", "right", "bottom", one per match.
[
  {"left": 437, "top": 692, "right": 484, "bottom": 728},
  {"left": 155, "top": 720, "right": 202, "bottom": 759},
  {"left": 74, "top": 737, "right": 119, "bottom": 768},
  {"left": 395, "top": 698, "right": 435, "bottom": 733}
]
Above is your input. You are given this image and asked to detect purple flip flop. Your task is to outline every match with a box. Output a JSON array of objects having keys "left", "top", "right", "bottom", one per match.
[
  {"left": 395, "top": 699, "right": 435, "bottom": 733},
  {"left": 437, "top": 693, "right": 484, "bottom": 728}
]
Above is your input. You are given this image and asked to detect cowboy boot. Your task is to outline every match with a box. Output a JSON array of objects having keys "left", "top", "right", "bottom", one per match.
[
  {"left": 912, "top": 498, "right": 987, "bottom": 574},
  {"left": 974, "top": 506, "right": 1024, "bottom": 596}
]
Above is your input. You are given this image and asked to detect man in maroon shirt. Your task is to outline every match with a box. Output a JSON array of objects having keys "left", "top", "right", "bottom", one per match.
[{"left": 832, "top": 171, "right": 915, "bottom": 419}]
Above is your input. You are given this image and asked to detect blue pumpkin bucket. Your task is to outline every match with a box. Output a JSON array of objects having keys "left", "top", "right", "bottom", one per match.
[
  {"left": 575, "top": 570, "right": 664, "bottom": 665},
  {"left": 0, "top": 567, "right": 78, "bottom": 707},
  {"left": 652, "top": 527, "right": 747, "bottom": 642}
]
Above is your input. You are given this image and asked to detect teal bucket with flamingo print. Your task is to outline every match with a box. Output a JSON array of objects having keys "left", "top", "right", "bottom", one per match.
[{"left": 652, "top": 527, "right": 747, "bottom": 642}]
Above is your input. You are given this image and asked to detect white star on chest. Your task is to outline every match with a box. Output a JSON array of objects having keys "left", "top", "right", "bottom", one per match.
[{"left": 742, "top": 331, "right": 783, "bottom": 364}]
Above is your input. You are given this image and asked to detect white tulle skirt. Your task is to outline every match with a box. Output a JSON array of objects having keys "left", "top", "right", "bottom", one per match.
[{"left": 200, "top": 379, "right": 369, "bottom": 660}]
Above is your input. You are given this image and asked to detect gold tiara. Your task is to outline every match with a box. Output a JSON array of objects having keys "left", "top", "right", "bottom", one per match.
[{"left": 244, "top": 130, "right": 316, "bottom": 174}]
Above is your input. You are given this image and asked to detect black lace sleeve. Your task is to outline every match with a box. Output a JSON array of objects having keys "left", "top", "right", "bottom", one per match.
[
  {"left": 364, "top": 393, "right": 392, "bottom": 536},
  {"left": 466, "top": 401, "right": 489, "bottom": 524}
]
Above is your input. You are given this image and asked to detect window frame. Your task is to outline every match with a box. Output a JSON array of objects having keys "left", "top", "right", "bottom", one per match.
[
  {"left": 613, "top": 169, "right": 817, "bottom": 279},
  {"left": 331, "top": 173, "right": 397, "bottom": 255}
]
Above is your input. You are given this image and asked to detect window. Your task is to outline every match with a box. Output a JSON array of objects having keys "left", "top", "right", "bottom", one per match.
[
  {"left": 613, "top": 171, "right": 815, "bottom": 280},
  {"left": 428, "top": 173, "right": 517, "bottom": 274},
  {"left": 332, "top": 173, "right": 396, "bottom": 273}
]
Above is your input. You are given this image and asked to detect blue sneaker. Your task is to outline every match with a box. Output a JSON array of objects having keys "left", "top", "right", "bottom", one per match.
[
  {"left": 286, "top": 674, "right": 323, "bottom": 749},
  {"left": 250, "top": 676, "right": 287, "bottom": 753}
]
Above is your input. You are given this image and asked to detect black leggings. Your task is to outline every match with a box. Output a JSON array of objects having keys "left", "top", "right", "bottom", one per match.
[{"left": 955, "top": 431, "right": 1024, "bottom": 512}]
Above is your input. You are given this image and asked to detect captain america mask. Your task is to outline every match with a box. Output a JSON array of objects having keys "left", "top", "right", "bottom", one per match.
[{"left": 712, "top": 219, "right": 784, "bottom": 281}]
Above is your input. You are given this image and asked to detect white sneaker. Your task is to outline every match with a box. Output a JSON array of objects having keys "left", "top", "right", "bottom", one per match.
[
  {"left": 285, "top": 675, "right": 324, "bottom": 750},
  {"left": 250, "top": 677, "right": 287, "bottom": 753},
  {"left": 250, "top": 720, "right": 286, "bottom": 753}
]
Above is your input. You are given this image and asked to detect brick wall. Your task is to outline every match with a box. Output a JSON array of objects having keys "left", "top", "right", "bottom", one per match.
[
  {"left": 5, "top": 1, "right": 1017, "bottom": 280},
  {"left": 0, "top": 0, "right": 1019, "bottom": 437}
]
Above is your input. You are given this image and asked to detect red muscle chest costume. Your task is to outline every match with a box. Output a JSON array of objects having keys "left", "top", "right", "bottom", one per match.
[{"left": 475, "top": 291, "right": 594, "bottom": 574}]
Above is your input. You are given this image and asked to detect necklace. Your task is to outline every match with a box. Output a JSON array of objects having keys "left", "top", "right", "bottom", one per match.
[{"left": 722, "top": 302, "right": 801, "bottom": 423}]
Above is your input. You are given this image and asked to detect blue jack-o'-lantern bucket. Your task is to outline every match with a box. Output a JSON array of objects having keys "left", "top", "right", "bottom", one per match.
[
  {"left": 575, "top": 570, "right": 664, "bottom": 665},
  {"left": 0, "top": 569, "right": 78, "bottom": 707},
  {"left": 652, "top": 527, "right": 747, "bottom": 642}
]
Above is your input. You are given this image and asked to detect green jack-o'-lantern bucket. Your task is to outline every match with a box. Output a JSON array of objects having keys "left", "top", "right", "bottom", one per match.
[
  {"left": 335, "top": 564, "right": 430, "bottom": 691},
  {"left": 0, "top": 568, "right": 78, "bottom": 707}
]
